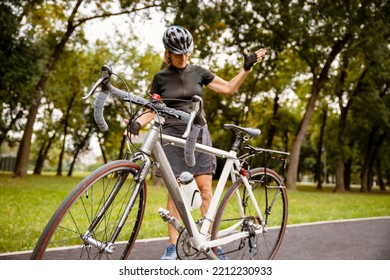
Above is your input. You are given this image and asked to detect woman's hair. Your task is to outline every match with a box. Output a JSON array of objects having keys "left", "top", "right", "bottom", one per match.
[{"left": 163, "top": 50, "right": 171, "bottom": 66}]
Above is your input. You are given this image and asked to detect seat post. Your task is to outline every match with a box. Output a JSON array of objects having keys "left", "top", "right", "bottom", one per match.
[
  {"left": 230, "top": 134, "right": 244, "bottom": 153},
  {"left": 224, "top": 123, "right": 260, "bottom": 153}
]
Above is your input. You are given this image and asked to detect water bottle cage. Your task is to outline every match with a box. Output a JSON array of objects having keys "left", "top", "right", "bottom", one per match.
[{"left": 190, "top": 190, "right": 201, "bottom": 208}]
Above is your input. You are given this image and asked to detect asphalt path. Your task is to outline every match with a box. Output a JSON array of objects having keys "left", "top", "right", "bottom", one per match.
[{"left": 1, "top": 217, "right": 389, "bottom": 260}]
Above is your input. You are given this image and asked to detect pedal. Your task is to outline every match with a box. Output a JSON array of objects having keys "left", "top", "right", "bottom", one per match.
[
  {"left": 158, "top": 208, "right": 171, "bottom": 222},
  {"left": 158, "top": 208, "right": 183, "bottom": 232}
]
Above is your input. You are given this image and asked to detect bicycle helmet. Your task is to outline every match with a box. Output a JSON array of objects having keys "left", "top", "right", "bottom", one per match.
[{"left": 162, "top": 26, "right": 194, "bottom": 54}]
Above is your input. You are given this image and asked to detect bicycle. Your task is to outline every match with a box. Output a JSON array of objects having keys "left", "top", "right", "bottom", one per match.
[{"left": 31, "top": 65, "right": 289, "bottom": 260}]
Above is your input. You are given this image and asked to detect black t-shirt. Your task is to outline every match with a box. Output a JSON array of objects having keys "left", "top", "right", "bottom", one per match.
[{"left": 150, "top": 64, "right": 215, "bottom": 126}]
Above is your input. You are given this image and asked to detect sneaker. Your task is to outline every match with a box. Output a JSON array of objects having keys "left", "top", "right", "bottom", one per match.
[
  {"left": 161, "top": 244, "right": 177, "bottom": 260},
  {"left": 217, "top": 247, "right": 227, "bottom": 260}
]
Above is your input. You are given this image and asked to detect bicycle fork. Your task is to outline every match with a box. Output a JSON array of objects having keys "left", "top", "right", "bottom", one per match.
[{"left": 80, "top": 163, "right": 148, "bottom": 255}]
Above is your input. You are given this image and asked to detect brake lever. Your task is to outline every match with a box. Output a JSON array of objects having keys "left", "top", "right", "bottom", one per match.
[
  {"left": 182, "top": 111, "right": 196, "bottom": 138},
  {"left": 83, "top": 65, "right": 113, "bottom": 99},
  {"left": 182, "top": 95, "right": 203, "bottom": 138}
]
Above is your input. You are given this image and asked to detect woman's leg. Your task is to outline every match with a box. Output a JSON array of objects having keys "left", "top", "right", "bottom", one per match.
[
  {"left": 166, "top": 174, "right": 212, "bottom": 243},
  {"left": 162, "top": 174, "right": 213, "bottom": 259},
  {"left": 195, "top": 174, "right": 213, "bottom": 215}
]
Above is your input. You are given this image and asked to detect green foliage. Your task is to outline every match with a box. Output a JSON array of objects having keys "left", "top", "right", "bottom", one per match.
[
  {"left": 1, "top": 0, "right": 389, "bottom": 191},
  {"left": 0, "top": 2, "right": 50, "bottom": 144}
]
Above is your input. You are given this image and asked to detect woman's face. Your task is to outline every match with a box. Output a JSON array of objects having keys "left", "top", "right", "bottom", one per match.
[{"left": 169, "top": 52, "right": 190, "bottom": 69}]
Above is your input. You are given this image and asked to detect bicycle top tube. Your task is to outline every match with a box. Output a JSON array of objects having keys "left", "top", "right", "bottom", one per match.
[{"left": 161, "top": 134, "right": 236, "bottom": 159}]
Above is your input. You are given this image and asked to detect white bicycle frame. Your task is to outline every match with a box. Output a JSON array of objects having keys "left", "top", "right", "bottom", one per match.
[
  {"left": 139, "top": 119, "right": 265, "bottom": 259},
  {"left": 78, "top": 66, "right": 285, "bottom": 259}
]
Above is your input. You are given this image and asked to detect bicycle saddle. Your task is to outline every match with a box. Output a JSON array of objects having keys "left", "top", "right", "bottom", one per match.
[{"left": 223, "top": 124, "right": 261, "bottom": 137}]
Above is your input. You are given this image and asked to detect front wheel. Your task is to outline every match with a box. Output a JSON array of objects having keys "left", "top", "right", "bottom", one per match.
[
  {"left": 211, "top": 168, "right": 288, "bottom": 260},
  {"left": 31, "top": 160, "right": 146, "bottom": 260}
]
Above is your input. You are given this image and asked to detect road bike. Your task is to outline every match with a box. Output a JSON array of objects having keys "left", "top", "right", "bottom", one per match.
[{"left": 31, "top": 65, "right": 289, "bottom": 260}]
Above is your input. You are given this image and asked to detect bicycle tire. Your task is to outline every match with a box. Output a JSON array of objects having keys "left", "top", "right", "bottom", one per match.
[
  {"left": 30, "top": 160, "right": 146, "bottom": 260},
  {"left": 211, "top": 168, "right": 288, "bottom": 260}
]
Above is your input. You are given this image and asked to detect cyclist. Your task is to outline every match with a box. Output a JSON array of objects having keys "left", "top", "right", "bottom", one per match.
[{"left": 129, "top": 25, "right": 266, "bottom": 260}]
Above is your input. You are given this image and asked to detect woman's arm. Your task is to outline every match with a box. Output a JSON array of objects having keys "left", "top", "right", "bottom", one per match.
[
  {"left": 206, "top": 70, "right": 250, "bottom": 95},
  {"left": 136, "top": 110, "right": 156, "bottom": 126},
  {"left": 207, "top": 48, "right": 266, "bottom": 95},
  {"left": 126, "top": 110, "right": 155, "bottom": 138}
]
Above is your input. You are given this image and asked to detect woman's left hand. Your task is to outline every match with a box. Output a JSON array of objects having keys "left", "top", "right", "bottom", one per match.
[{"left": 243, "top": 48, "right": 266, "bottom": 71}]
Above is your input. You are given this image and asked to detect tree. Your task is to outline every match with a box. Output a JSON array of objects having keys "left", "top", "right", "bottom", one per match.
[
  {"left": 314, "top": 107, "right": 328, "bottom": 189},
  {"left": 281, "top": 2, "right": 353, "bottom": 190},
  {"left": 357, "top": 82, "right": 390, "bottom": 192},
  {"left": 333, "top": 54, "right": 369, "bottom": 192},
  {"left": 5, "top": 0, "right": 389, "bottom": 191},
  {"left": 0, "top": 2, "right": 49, "bottom": 149},
  {"left": 13, "top": 0, "right": 161, "bottom": 177},
  {"left": 32, "top": 101, "right": 60, "bottom": 174}
]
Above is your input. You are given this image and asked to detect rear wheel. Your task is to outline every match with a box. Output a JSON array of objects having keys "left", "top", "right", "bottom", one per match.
[
  {"left": 31, "top": 160, "right": 146, "bottom": 260},
  {"left": 211, "top": 168, "right": 288, "bottom": 260}
]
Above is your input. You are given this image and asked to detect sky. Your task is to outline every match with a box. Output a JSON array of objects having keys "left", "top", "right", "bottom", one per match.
[{"left": 84, "top": 12, "right": 167, "bottom": 54}]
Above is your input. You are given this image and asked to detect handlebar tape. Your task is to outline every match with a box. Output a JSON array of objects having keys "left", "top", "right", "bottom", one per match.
[
  {"left": 94, "top": 91, "right": 109, "bottom": 132},
  {"left": 184, "top": 125, "right": 201, "bottom": 167},
  {"left": 94, "top": 85, "right": 192, "bottom": 127}
]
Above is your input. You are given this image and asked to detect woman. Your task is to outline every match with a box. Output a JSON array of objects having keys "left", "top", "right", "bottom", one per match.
[{"left": 129, "top": 25, "right": 266, "bottom": 260}]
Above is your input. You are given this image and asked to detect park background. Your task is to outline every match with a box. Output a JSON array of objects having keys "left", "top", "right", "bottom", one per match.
[{"left": 0, "top": 0, "right": 389, "bottom": 254}]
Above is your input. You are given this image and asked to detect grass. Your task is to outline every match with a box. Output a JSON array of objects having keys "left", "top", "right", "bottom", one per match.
[
  {"left": 287, "top": 185, "right": 390, "bottom": 224},
  {"left": 0, "top": 172, "right": 389, "bottom": 254}
]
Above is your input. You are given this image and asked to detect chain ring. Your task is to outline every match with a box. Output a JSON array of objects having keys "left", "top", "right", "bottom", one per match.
[{"left": 176, "top": 229, "right": 203, "bottom": 260}]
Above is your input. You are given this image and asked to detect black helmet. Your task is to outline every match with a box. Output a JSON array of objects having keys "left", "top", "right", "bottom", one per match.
[{"left": 162, "top": 26, "right": 194, "bottom": 54}]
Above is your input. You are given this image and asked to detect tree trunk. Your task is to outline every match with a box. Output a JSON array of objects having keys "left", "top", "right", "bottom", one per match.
[
  {"left": 56, "top": 91, "right": 77, "bottom": 176},
  {"left": 334, "top": 108, "right": 347, "bottom": 193},
  {"left": 33, "top": 132, "right": 56, "bottom": 174},
  {"left": 366, "top": 132, "right": 386, "bottom": 192},
  {"left": 266, "top": 93, "right": 280, "bottom": 149},
  {"left": 344, "top": 157, "right": 352, "bottom": 191},
  {"left": 361, "top": 147, "right": 374, "bottom": 192},
  {"left": 360, "top": 127, "right": 380, "bottom": 192},
  {"left": 376, "top": 159, "right": 385, "bottom": 191},
  {"left": 286, "top": 83, "right": 320, "bottom": 190},
  {"left": 118, "top": 135, "right": 126, "bottom": 160},
  {"left": 98, "top": 136, "right": 108, "bottom": 164},
  {"left": 334, "top": 160, "right": 345, "bottom": 193},
  {"left": 315, "top": 108, "right": 327, "bottom": 190},
  {"left": 67, "top": 155, "right": 77, "bottom": 177},
  {"left": 56, "top": 133, "right": 67, "bottom": 176},
  {"left": 33, "top": 141, "right": 46, "bottom": 175},
  {"left": 283, "top": 130, "right": 289, "bottom": 153},
  {"left": 14, "top": 99, "right": 41, "bottom": 177},
  {"left": 334, "top": 53, "right": 348, "bottom": 192}
]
